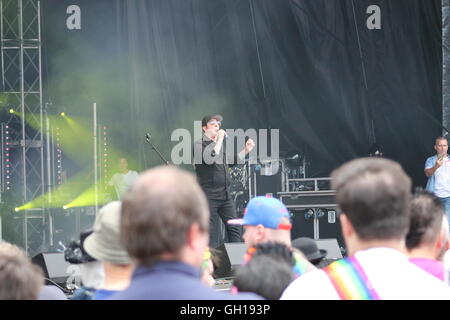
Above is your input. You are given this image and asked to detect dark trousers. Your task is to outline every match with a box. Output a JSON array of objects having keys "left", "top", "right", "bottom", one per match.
[{"left": 208, "top": 198, "right": 242, "bottom": 248}]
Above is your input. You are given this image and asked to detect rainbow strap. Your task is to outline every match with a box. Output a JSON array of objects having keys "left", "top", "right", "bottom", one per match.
[{"left": 322, "top": 257, "right": 380, "bottom": 300}]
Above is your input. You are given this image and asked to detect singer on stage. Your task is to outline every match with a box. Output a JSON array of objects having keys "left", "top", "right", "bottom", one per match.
[
  {"left": 425, "top": 136, "right": 450, "bottom": 223},
  {"left": 194, "top": 114, "right": 255, "bottom": 248}
]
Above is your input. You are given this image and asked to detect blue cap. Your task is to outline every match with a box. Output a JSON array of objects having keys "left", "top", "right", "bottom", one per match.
[{"left": 228, "top": 196, "right": 291, "bottom": 230}]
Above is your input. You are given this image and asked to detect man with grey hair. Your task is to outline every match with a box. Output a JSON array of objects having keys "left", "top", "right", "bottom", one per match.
[
  {"left": 425, "top": 136, "right": 450, "bottom": 222},
  {"left": 281, "top": 158, "right": 450, "bottom": 300},
  {"left": 111, "top": 166, "right": 260, "bottom": 300}
]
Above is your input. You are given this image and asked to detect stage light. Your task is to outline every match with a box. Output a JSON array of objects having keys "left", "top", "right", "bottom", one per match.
[
  {"left": 63, "top": 205, "right": 68, "bottom": 210},
  {"left": 60, "top": 112, "right": 65, "bottom": 117},
  {"left": 3, "top": 125, "right": 12, "bottom": 190},
  {"left": 9, "top": 108, "right": 14, "bottom": 114},
  {"left": 14, "top": 207, "right": 19, "bottom": 212}
]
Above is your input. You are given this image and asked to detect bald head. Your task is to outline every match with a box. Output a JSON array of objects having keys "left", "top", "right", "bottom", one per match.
[{"left": 120, "top": 166, "right": 210, "bottom": 266}]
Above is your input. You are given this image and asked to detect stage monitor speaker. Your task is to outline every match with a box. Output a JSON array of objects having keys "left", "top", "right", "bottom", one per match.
[
  {"left": 32, "top": 252, "right": 71, "bottom": 286},
  {"left": 212, "top": 242, "right": 246, "bottom": 279},
  {"left": 315, "top": 238, "right": 344, "bottom": 261}
]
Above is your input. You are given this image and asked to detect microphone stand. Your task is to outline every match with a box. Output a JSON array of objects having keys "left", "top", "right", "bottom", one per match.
[
  {"left": 410, "top": 104, "right": 450, "bottom": 136},
  {"left": 145, "top": 133, "right": 170, "bottom": 165},
  {"left": 367, "top": 105, "right": 450, "bottom": 157}
]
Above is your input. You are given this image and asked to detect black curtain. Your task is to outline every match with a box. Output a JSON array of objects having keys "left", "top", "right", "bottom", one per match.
[
  {"left": 444, "top": 0, "right": 450, "bottom": 130},
  {"left": 41, "top": 0, "right": 443, "bottom": 187}
]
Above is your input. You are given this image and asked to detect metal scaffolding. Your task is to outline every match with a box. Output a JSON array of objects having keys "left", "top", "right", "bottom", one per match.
[{"left": 1, "top": 0, "right": 44, "bottom": 256}]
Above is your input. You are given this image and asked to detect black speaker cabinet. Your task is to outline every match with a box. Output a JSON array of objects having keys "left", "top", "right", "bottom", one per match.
[
  {"left": 290, "top": 209, "right": 315, "bottom": 240},
  {"left": 252, "top": 160, "right": 283, "bottom": 197},
  {"left": 317, "top": 209, "right": 346, "bottom": 253},
  {"left": 289, "top": 208, "right": 346, "bottom": 256}
]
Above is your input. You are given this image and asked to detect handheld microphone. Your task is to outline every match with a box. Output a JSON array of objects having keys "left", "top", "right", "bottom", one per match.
[{"left": 218, "top": 129, "right": 227, "bottom": 139}]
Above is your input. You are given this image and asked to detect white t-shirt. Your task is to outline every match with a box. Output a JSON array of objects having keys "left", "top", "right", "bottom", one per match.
[
  {"left": 108, "top": 170, "right": 139, "bottom": 199},
  {"left": 434, "top": 157, "right": 450, "bottom": 198},
  {"left": 280, "top": 247, "right": 450, "bottom": 300}
]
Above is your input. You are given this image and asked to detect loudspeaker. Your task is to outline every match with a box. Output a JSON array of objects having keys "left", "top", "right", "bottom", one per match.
[
  {"left": 253, "top": 160, "right": 283, "bottom": 197},
  {"left": 290, "top": 209, "right": 315, "bottom": 240},
  {"left": 317, "top": 209, "right": 345, "bottom": 251},
  {"left": 316, "top": 238, "right": 345, "bottom": 260},
  {"left": 212, "top": 242, "right": 247, "bottom": 279},
  {"left": 32, "top": 252, "right": 72, "bottom": 286}
]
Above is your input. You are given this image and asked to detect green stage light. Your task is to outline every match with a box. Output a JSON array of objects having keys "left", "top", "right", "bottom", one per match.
[
  {"left": 63, "top": 205, "right": 68, "bottom": 210},
  {"left": 64, "top": 184, "right": 109, "bottom": 209},
  {"left": 14, "top": 207, "right": 19, "bottom": 212},
  {"left": 60, "top": 112, "right": 65, "bottom": 116},
  {"left": 9, "top": 108, "right": 14, "bottom": 114}
]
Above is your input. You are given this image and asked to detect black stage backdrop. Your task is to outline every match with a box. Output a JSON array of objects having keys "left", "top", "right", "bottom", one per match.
[
  {"left": 41, "top": 0, "right": 443, "bottom": 188},
  {"left": 444, "top": 0, "right": 450, "bottom": 132}
]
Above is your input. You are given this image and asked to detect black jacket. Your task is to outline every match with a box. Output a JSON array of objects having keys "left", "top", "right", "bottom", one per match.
[{"left": 194, "top": 135, "right": 236, "bottom": 200}]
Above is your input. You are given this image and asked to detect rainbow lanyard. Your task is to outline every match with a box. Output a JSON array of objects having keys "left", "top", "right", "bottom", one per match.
[{"left": 322, "top": 256, "right": 380, "bottom": 300}]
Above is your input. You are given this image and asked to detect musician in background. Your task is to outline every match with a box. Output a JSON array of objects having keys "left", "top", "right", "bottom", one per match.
[
  {"left": 109, "top": 158, "right": 139, "bottom": 200},
  {"left": 193, "top": 115, "right": 255, "bottom": 248},
  {"left": 425, "top": 136, "right": 450, "bottom": 223}
]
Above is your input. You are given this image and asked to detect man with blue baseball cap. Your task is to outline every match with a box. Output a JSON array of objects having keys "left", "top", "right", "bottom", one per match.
[
  {"left": 228, "top": 196, "right": 316, "bottom": 277},
  {"left": 228, "top": 196, "right": 293, "bottom": 248}
]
